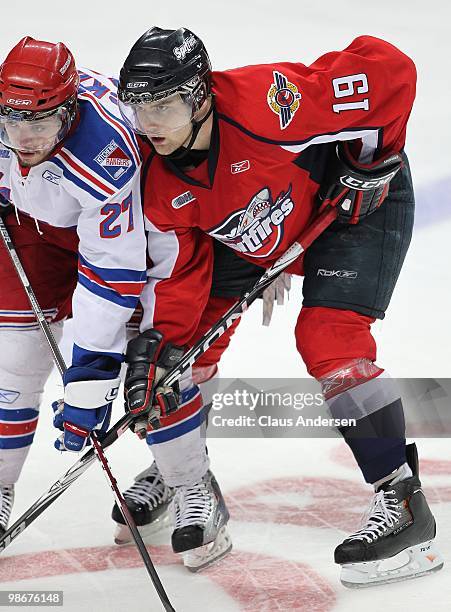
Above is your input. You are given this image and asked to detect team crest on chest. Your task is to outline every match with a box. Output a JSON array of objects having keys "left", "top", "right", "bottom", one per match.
[
  {"left": 94, "top": 140, "right": 132, "bottom": 180},
  {"left": 267, "top": 71, "right": 302, "bottom": 130},
  {"left": 209, "top": 184, "right": 295, "bottom": 258}
]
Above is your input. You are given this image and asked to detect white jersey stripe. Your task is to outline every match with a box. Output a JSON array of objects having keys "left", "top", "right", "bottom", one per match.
[
  {"left": 56, "top": 148, "right": 115, "bottom": 197},
  {"left": 280, "top": 128, "right": 380, "bottom": 154}
]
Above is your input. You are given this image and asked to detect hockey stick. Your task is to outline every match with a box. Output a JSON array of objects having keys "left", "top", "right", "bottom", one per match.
[
  {"left": 0, "top": 203, "right": 337, "bottom": 555},
  {"left": 0, "top": 211, "right": 176, "bottom": 612}
]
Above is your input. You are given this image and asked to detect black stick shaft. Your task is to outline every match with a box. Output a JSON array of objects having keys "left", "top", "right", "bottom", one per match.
[
  {"left": 0, "top": 213, "right": 175, "bottom": 611},
  {"left": 91, "top": 433, "right": 175, "bottom": 612}
]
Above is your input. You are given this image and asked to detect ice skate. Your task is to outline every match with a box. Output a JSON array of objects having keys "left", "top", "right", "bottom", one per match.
[
  {"left": 171, "top": 470, "right": 232, "bottom": 572},
  {"left": 0, "top": 484, "right": 14, "bottom": 538},
  {"left": 335, "top": 443, "right": 444, "bottom": 587},
  {"left": 112, "top": 462, "right": 174, "bottom": 545}
]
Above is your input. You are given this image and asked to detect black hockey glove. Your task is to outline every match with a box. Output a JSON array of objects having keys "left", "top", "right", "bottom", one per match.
[
  {"left": 124, "top": 329, "right": 184, "bottom": 433},
  {"left": 318, "top": 142, "right": 403, "bottom": 224}
]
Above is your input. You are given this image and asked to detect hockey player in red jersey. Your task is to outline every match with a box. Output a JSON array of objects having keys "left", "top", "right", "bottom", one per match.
[{"left": 115, "top": 27, "right": 444, "bottom": 584}]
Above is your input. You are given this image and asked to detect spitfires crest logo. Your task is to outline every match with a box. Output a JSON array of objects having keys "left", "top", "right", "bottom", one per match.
[
  {"left": 209, "top": 185, "right": 294, "bottom": 258},
  {"left": 94, "top": 140, "right": 132, "bottom": 180},
  {"left": 267, "top": 71, "right": 302, "bottom": 130}
]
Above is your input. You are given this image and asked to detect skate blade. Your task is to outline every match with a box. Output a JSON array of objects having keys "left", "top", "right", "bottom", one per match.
[
  {"left": 340, "top": 539, "right": 444, "bottom": 588},
  {"left": 113, "top": 509, "right": 172, "bottom": 546},
  {"left": 182, "top": 526, "right": 232, "bottom": 573}
]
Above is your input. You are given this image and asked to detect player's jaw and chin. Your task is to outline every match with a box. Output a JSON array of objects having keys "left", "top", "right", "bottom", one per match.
[
  {"left": 147, "top": 125, "right": 191, "bottom": 155},
  {"left": 5, "top": 131, "right": 60, "bottom": 167},
  {"left": 15, "top": 148, "right": 53, "bottom": 167},
  {"left": 8, "top": 125, "right": 65, "bottom": 167}
]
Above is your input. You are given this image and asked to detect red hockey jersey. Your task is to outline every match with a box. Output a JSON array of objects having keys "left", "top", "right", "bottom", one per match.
[{"left": 140, "top": 35, "right": 416, "bottom": 346}]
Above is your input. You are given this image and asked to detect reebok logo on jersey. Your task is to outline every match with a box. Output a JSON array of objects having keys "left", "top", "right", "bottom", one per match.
[
  {"left": 94, "top": 140, "right": 131, "bottom": 180},
  {"left": 42, "top": 170, "right": 62, "bottom": 185},
  {"left": 209, "top": 184, "right": 295, "bottom": 257},
  {"left": 267, "top": 71, "right": 301, "bottom": 130},
  {"left": 0, "top": 389, "right": 20, "bottom": 404},
  {"left": 231, "top": 160, "right": 250, "bottom": 174},
  {"left": 172, "top": 191, "right": 196, "bottom": 209}
]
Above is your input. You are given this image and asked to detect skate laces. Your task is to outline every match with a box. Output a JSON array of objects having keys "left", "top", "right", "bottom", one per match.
[
  {"left": 0, "top": 485, "right": 14, "bottom": 529},
  {"left": 124, "top": 464, "right": 171, "bottom": 509},
  {"left": 347, "top": 489, "right": 402, "bottom": 543},
  {"left": 173, "top": 480, "right": 214, "bottom": 530}
]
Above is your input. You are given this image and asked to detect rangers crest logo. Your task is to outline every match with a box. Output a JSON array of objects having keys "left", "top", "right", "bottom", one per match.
[
  {"left": 267, "top": 71, "right": 301, "bottom": 130},
  {"left": 209, "top": 185, "right": 294, "bottom": 258},
  {"left": 94, "top": 140, "right": 132, "bottom": 180}
]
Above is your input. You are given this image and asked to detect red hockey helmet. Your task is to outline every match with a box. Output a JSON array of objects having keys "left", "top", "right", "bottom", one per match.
[
  {"left": 0, "top": 36, "right": 79, "bottom": 113},
  {"left": 0, "top": 37, "right": 79, "bottom": 154}
]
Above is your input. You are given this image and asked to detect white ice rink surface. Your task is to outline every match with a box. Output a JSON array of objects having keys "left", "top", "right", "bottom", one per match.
[{"left": 1, "top": 1, "right": 451, "bottom": 611}]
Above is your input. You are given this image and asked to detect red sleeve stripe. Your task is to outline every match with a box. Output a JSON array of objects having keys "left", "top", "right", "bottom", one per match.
[
  {"left": 155, "top": 389, "right": 203, "bottom": 430},
  {"left": 0, "top": 418, "right": 39, "bottom": 436},
  {"left": 58, "top": 149, "right": 115, "bottom": 197},
  {"left": 78, "top": 261, "right": 145, "bottom": 297}
]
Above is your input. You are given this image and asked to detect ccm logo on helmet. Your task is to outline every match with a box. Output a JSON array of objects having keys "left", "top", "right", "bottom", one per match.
[
  {"left": 127, "top": 82, "right": 148, "bottom": 89},
  {"left": 173, "top": 34, "right": 197, "bottom": 60},
  {"left": 6, "top": 98, "right": 31, "bottom": 106}
]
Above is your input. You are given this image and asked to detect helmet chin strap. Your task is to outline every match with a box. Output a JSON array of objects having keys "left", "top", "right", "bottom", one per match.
[{"left": 161, "top": 102, "right": 214, "bottom": 161}]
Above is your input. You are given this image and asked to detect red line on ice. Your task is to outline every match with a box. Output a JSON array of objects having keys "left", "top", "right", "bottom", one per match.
[{"left": 0, "top": 544, "right": 336, "bottom": 611}]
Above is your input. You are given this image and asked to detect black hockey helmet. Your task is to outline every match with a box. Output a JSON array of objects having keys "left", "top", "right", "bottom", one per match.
[{"left": 118, "top": 27, "right": 212, "bottom": 133}]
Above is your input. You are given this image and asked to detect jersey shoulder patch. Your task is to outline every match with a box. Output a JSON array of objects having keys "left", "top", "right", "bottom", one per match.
[
  {"left": 213, "top": 64, "right": 306, "bottom": 142},
  {"left": 51, "top": 71, "right": 141, "bottom": 202}
]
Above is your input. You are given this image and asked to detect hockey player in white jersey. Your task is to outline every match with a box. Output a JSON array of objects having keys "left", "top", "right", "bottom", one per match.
[{"left": 0, "top": 37, "right": 147, "bottom": 535}]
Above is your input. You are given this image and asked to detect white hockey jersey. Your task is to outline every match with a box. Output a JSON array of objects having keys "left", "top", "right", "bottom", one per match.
[{"left": 0, "top": 69, "right": 146, "bottom": 372}]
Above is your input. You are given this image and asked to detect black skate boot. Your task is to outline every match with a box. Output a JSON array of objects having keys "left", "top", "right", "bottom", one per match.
[
  {"left": 0, "top": 484, "right": 14, "bottom": 538},
  {"left": 335, "top": 443, "right": 444, "bottom": 587},
  {"left": 112, "top": 462, "right": 174, "bottom": 545},
  {"left": 172, "top": 470, "right": 232, "bottom": 572}
]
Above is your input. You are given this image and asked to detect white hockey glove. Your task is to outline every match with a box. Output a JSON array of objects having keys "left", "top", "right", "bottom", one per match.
[{"left": 262, "top": 272, "right": 292, "bottom": 326}]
